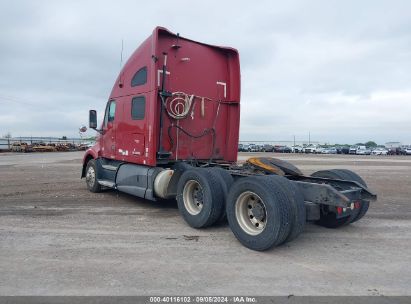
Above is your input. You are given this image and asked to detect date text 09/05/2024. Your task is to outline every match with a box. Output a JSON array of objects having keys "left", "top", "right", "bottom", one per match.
[{"left": 149, "top": 296, "right": 257, "bottom": 303}]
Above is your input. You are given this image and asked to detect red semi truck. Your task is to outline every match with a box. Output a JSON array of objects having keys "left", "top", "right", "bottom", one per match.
[{"left": 82, "top": 27, "right": 376, "bottom": 251}]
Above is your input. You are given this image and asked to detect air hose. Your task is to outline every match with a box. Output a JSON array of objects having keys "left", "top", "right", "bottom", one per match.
[
  {"left": 166, "top": 92, "right": 195, "bottom": 120},
  {"left": 163, "top": 92, "right": 211, "bottom": 120}
]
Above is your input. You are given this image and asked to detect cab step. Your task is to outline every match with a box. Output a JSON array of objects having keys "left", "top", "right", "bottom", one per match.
[
  {"left": 98, "top": 180, "right": 116, "bottom": 188},
  {"left": 101, "top": 164, "right": 118, "bottom": 171}
]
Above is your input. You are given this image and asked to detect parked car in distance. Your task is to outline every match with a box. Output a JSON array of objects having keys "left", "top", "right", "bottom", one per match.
[
  {"left": 387, "top": 147, "right": 404, "bottom": 155},
  {"left": 248, "top": 144, "right": 260, "bottom": 152},
  {"left": 321, "top": 147, "right": 337, "bottom": 154},
  {"left": 371, "top": 148, "right": 388, "bottom": 155},
  {"left": 291, "top": 145, "right": 303, "bottom": 153},
  {"left": 276, "top": 146, "right": 292, "bottom": 153},
  {"left": 356, "top": 146, "right": 371, "bottom": 155},
  {"left": 303, "top": 145, "right": 318, "bottom": 154},
  {"left": 340, "top": 146, "right": 350, "bottom": 154},
  {"left": 273, "top": 145, "right": 290, "bottom": 153},
  {"left": 405, "top": 147, "right": 411, "bottom": 155},
  {"left": 262, "top": 144, "right": 274, "bottom": 152},
  {"left": 257, "top": 144, "right": 265, "bottom": 152},
  {"left": 349, "top": 145, "right": 371, "bottom": 155},
  {"left": 399, "top": 147, "right": 408, "bottom": 155},
  {"left": 239, "top": 143, "right": 263, "bottom": 152},
  {"left": 239, "top": 144, "right": 251, "bottom": 152},
  {"left": 349, "top": 146, "right": 357, "bottom": 154}
]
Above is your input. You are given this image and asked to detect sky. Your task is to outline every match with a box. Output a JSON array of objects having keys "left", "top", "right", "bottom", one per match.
[{"left": 0, "top": 0, "right": 410, "bottom": 145}]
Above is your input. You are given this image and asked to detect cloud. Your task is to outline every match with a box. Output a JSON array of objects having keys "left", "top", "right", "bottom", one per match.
[{"left": 0, "top": 0, "right": 411, "bottom": 144}]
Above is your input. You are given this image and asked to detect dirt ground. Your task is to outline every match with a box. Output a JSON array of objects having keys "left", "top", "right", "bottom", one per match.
[{"left": 0, "top": 151, "right": 410, "bottom": 295}]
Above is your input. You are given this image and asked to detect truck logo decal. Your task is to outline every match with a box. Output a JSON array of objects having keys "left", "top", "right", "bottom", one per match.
[{"left": 118, "top": 149, "right": 129, "bottom": 156}]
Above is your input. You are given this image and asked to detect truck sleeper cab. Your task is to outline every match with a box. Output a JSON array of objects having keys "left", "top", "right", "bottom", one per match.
[{"left": 82, "top": 27, "right": 376, "bottom": 251}]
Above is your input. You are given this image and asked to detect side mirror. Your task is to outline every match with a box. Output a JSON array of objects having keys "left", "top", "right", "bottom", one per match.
[{"left": 89, "top": 110, "right": 97, "bottom": 129}]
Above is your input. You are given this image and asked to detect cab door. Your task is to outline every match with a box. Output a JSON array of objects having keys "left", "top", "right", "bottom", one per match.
[
  {"left": 102, "top": 100, "right": 117, "bottom": 159},
  {"left": 118, "top": 94, "right": 147, "bottom": 164},
  {"left": 129, "top": 95, "right": 146, "bottom": 162}
]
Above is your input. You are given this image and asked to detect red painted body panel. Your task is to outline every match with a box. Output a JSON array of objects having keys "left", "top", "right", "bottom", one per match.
[{"left": 91, "top": 27, "right": 241, "bottom": 166}]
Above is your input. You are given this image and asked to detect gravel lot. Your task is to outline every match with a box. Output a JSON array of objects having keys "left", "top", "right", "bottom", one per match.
[{"left": 0, "top": 151, "right": 410, "bottom": 295}]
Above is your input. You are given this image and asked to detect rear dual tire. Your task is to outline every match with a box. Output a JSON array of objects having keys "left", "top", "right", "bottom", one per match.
[
  {"left": 226, "top": 175, "right": 305, "bottom": 251},
  {"left": 176, "top": 168, "right": 228, "bottom": 228},
  {"left": 177, "top": 168, "right": 306, "bottom": 251},
  {"left": 205, "top": 167, "right": 234, "bottom": 221}
]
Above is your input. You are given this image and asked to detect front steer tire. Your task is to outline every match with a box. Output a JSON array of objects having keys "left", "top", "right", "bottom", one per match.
[
  {"left": 85, "top": 159, "right": 102, "bottom": 193},
  {"left": 176, "top": 168, "right": 225, "bottom": 228}
]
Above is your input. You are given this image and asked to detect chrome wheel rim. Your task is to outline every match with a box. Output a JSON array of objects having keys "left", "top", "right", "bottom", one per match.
[
  {"left": 183, "top": 180, "right": 203, "bottom": 215},
  {"left": 86, "top": 166, "right": 96, "bottom": 188},
  {"left": 235, "top": 191, "right": 267, "bottom": 235}
]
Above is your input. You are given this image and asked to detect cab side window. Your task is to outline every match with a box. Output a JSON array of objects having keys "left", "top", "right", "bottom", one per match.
[
  {"left": 131, "top": 96, "right": 145, "bottom": 120},
  {"left": 108, "top": 101, "right": 116, "bottom": 121},
  {"left": 104, "top": 100, "right": 116, "bottom": 127},
  {"left": 131, "top": 67, "right": 147, "bottom": 87}
]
